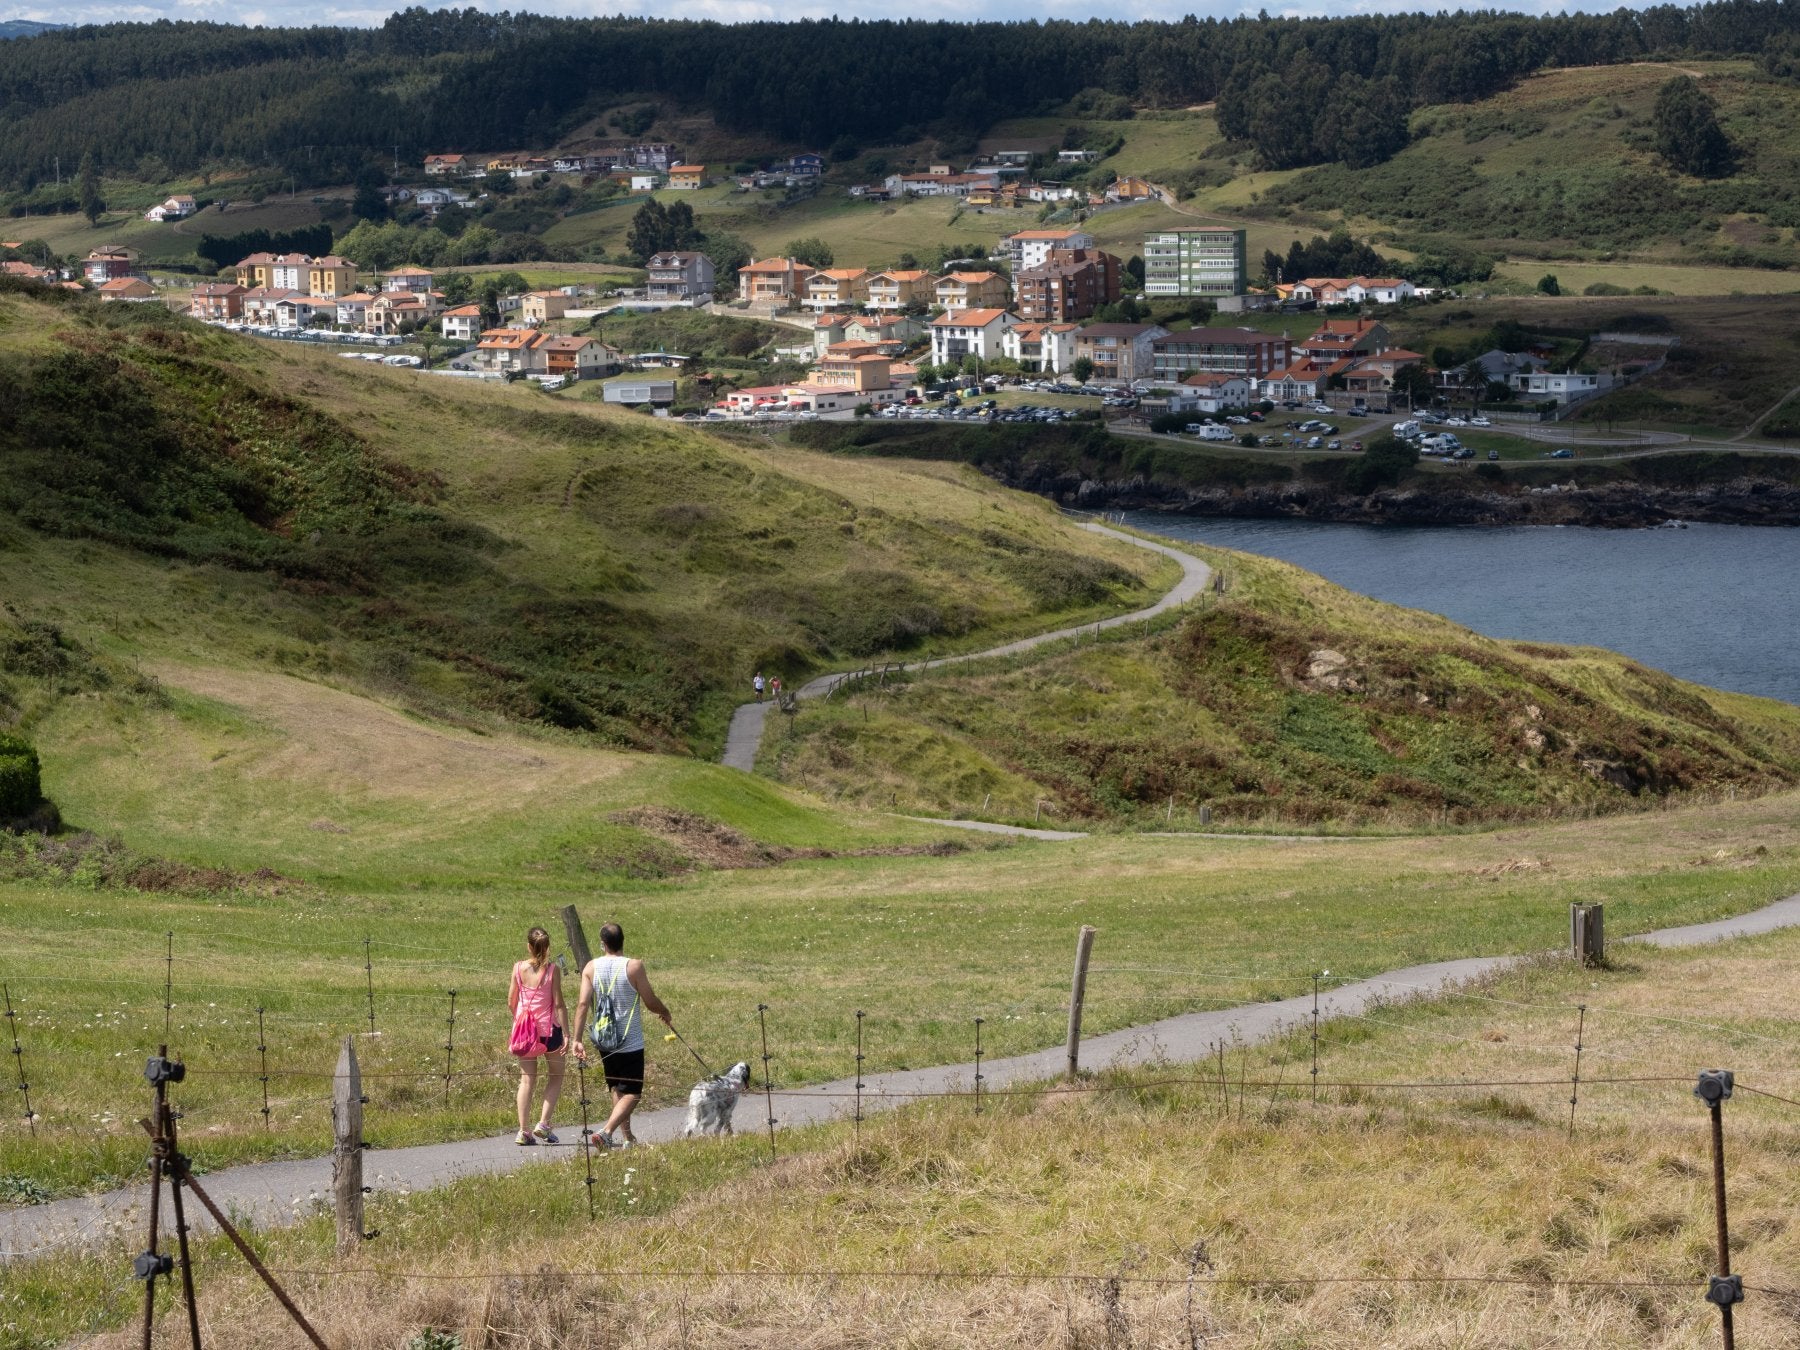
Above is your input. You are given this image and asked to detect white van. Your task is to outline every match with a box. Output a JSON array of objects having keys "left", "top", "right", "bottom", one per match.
[{"left": 1199, "top": 424, "right": 1235, "bottom": 442}]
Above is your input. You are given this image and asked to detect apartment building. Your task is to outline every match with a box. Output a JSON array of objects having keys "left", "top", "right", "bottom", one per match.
[
  {"left": 1150, "top": 327, "right": 1291, "bottom": 384},
  {"left": 1013, "top": 248, "right": 1120, "bottom": 323},
  {"left": 1143, "top": 229, "right": 1247, "bottom": 299}
]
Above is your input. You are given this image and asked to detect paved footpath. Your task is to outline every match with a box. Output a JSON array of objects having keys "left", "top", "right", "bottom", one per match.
[
  {"left": 721, "top": 523, "right": 1213, "bottom": 771},
  {"left": 7, "top": 889, "right": 1798, "bottom": 1262}
]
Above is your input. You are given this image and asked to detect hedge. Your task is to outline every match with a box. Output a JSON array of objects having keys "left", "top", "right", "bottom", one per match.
[{"left": 0, "top": 731, "right": 42, "bottom": 819}]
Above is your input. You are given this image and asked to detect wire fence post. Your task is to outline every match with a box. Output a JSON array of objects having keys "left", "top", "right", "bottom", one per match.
[
  {"left": 163, "top": 931, "right": 175, "bottom": 1042},
  {"left": 973, "top": 1017, "right": 985, "bottom": 1116},
  {"left": 362, "top": 937, "right": 377, "bottom": 1038},
  {"left": 3, "top": 982, "right": 34, "bottom": 1137},
  {"left": 255, "top": 1006, "right": 271, "bottom": 1131},
  {"left": 757, "top": 1003, "right": 776, "bottom": 1162},
  {"left": 332, "top": 1035, "right": 366, "bottom": 1255},
  {"left": 853, "top": 1010, "right": 864, "bottom": 1143},
  {"left": 1566, "top": 1005, "right": 1586, "bottom": 1139},
  {"left": 442, "top": 990, "right": 458, "bottom": 1107},
  {"left": 1696, "top": 1070, "right": 1742, "bottom": 1349},
  {"left": 575, "top": 1056, "right": 596, "bottom": 1221}
]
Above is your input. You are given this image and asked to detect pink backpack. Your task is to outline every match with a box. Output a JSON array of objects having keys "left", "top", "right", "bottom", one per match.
[{"left": 508, "top": 962, "right": 556, "bottom": 1055}]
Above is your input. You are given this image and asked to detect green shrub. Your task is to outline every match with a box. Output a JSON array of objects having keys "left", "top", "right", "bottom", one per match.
[{"left": 0, "top": 730, "right": 42, "bottom": 819}]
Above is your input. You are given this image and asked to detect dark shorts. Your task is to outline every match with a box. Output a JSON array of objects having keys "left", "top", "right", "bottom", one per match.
[
  {"left": 543, "top": 1025, "right": 565, "bottom": 1054},
  {"left": 600, "top": 1048, "right": 645, "bottom": 1094}
]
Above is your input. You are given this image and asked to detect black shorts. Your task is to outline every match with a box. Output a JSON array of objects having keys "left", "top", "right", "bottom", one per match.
[
  {"left": 600, "top": 1048, "right": 645, "bottom": 1094},
  {"left": 543, "top": 1025, "right": 565, "bottom": 1054}
]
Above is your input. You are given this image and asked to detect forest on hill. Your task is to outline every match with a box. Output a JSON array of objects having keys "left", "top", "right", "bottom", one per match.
[{"left": 5, "top": 3, "right": 1800, "bottom": 192}]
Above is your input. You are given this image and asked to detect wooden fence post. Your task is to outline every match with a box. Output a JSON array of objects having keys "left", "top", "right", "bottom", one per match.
[
  {"left": 1571, "top": 904, "right": 1604, "bottom": 967},
  {"left": 560, "top": 905, "right": 593, "bottom": 974},
  {"left": 331, "top": 1035, "right": 363, "bottom": 1255},
  {"left": 1066, "top": 925, "right": 1097, "bottom": 1080}
]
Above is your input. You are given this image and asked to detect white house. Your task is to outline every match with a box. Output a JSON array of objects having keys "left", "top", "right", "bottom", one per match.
[
  {"left": 1004, "top": 228, "right": 1095, "bottom": 273},
  {"left": 1003, "top": 321, "right": 1079, "bottom": 374},
  {"left": 1517, "top": 371, "right": 1600, "bottom": 403},
  {"left": 929, "top": 308, "right": 1017, "bottom": 367},
  {"left": 1345, "top": 277, "right": 1416, "bottom": 305},
  {"left": 440, "top": 304, "right": 483, "bottom": 342},
  {"left": 1171, "top": 374, "right": 1256, "bottom": 414},
  {"left": 143, "top": 195, "right": 197, "bottom": 222}
]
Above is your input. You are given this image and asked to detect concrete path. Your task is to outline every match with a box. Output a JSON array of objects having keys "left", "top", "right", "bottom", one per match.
[
  {"left": 720, "top": 524, "right": 1213, "bottom": 771},
  {"left": 7, "top": 887, "right": 1798, "bottom": 1262}
]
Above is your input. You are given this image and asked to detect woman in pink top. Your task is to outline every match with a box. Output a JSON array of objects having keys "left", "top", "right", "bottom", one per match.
[{"left": 508, "top": 926, "right": 569, "bottom": 1144}]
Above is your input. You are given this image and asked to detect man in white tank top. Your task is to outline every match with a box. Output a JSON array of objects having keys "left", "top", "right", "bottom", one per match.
[{"left": 573, "top": 921, "right": 672, "bottom": 1149}]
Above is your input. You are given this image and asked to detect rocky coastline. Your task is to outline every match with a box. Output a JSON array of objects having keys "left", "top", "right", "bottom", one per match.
[{"left": 990, "top": 464, "right": 1800, "bottom": 528}]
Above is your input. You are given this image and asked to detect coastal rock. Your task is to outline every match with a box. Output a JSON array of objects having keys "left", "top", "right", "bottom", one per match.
[{"left": 1300, "top": 649, "right": 1362, "bottom": 692}]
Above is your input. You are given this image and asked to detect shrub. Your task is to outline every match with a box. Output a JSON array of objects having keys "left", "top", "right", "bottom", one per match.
[{"left": 0, "top": 731, "right": 43, "bottom": 820}]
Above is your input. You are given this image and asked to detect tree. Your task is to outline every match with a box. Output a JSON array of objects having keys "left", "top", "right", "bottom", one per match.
[
  {"left": 1652, "top": 77, "right": 1736, "bottom": 179},
  {"left": 484, "top": 169, "right": 515, "bottom": 196},
  {"left": 786, "top": 236, "right": 834, "bottom": 268},
  {"left": 912, "top": 361, "right": 936, "bottom": 386},
  {"left": 1071, "top": 356, "right": 1095, "bottom": 385},
  {"left": 1537, "top": 274, "right": 1561, "bottom": 296},
  {"left": 1392, "top": 363, "right": 1436, "bottom": 408},
  {"left": 1345, "top": 434, "right": 1418, "bottom": 493},
  {"left": 417, "top": 331, "right": 440, "bottom": 368},
  {"left": 77, "top": 150, "right": 104, "bottom": 227},
  {"left": 1124, "top": 254, "right": 1145, "bottom": 290}
]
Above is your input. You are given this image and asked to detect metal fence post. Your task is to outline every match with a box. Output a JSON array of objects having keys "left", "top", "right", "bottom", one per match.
[
  {"left": 1696, "top": 1070, "right": 1742, "bottom": 1349},
  {"left": 1066, "top": 925, "right": 1097, "bottom": 1080}
]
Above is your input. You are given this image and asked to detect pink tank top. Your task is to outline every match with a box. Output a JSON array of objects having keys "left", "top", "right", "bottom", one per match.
[{"left": 514, "top": 962, "right": 558, "bottom": 1034}]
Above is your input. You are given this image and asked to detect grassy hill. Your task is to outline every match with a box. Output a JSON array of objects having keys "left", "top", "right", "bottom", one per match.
[
  {"left": 0, "top": 281, "right": 1171, "bottom": 757},
  {"left": 763, "top": 532, "right": 1800, "bottom": 828}
]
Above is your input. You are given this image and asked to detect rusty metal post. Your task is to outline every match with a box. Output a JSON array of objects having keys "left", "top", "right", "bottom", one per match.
[
  {"left": 853, "top": 1010, "right": 864, "bottom": 1143},
  {"left": 1696, "top": 1070, "right": 1742, "bottom": 1349},
  {"left": 757, "top": 1003, "right": 776, "bottom": 1161},
  {"left": 3, "top": 982, "right": 32, "bottom": 1136},
  {"left": 255, "top": 1006, "right": 271, "bottom": 1131},
  {"left": 973, "top": 1017, "right": 985, "bottom": 1116},
  {"left": 1567, "top": 1005, "right": 1586, "bottom": 1139}
]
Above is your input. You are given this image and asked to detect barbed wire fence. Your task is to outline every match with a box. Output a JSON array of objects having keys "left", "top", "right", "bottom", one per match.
[{"left": 6, "top": 908, "right": 1798, "bottom": 1347}]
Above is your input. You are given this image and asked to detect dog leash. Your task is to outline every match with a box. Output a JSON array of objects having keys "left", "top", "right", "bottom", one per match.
[{"left": 664, "top": 1025, "right": 720, "bottom": 1079}]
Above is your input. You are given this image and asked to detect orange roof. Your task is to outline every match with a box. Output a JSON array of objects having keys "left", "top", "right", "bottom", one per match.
[
  {"left": 443, "top": 304, "right": 482, "bottom": 317},
  {"left": 940, "top": 271, "right": 1000, "bottom": 284},
  {"left": 388, "top": 266, "right": 433, "bottom": 276},
  {"left": 873, "top": 270, "right": 930, "bottom": 282},
  {"left": 739, "top": 257, "right": 809, "bottom": 273},
  {"left": 1010, "top": 229, "right": 1083, "bottom": 240},
  {"left": 931, "top": 308, "right": 1010, "bottom": 326},
  {"left": 669, "top": 164, "right": 704, "bottom": 174},
  {"left": 811, "top": 268, "right": 870, "bottom": 282}
]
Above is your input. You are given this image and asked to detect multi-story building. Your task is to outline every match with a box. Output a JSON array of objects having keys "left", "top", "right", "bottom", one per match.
[
  {"left": 645, "top": 251, "right": 716, "bottom": 300},
  {"left": 1071, "top": 323, "right": 1168, "bottom": 384},
  {"left": 189, "top": 283, "right": 246, "bottom": 322},
  {"left": 1013, "top": 248, "right": 1120, "bottom": 323},
  {"left": 540, "top": 335, "right": 621, "bottom": 381},
  {"left": 1003, "top": 321, "right": 1079, "bottom": 374},
  {"left": 1296, "top": 318, "right": 1391, "bottom": 365},
  {"left": 1150, "top": 327, "right": 1291, "bottom": 384},
  {"left": 737, "top": 257, "right": 814, "bottom": 308},
  {"left": 233, "top": 253, "right": 359, "bottom": 297},
  {"left": 424, "top": 154, "right": 468, "bottom": 176},
  {"left": 383, "top": 266, "right": 435, "bottom": 294},
  {"left": 866, "top": 270, "right": 932, "bottom": 313},
  {"left": 1003, "top": 228, "right": 1096, "bottom": 273},
  {"left": 803, "top": 268, "right": 872, "bottom": 313},
  {"left": 473, "top": 328, "right": 549, "bottom": 375},
  {"left": 82, "top": 247, "right": 139, "bottom": 286},
  {"left": 519, "top": 291, "right": 570, "bottom": 325},
  {"left": 335, "top": 294, "right": 376, "bottom": 329},
  {"left": 666, "top": 164, "right": 707, "bottom": 190},
  {"left": 929, "top": 309, "right": 1016, "bottom": 367},
  {"left": 1143, "top": 229, "right": 1247, "bottom": 300},
  {"left": 440, "top": 304, "right": 483, "bottom": 342},
  {"left": 934, "top": 270, "right": 1009, "bottom": 312}
]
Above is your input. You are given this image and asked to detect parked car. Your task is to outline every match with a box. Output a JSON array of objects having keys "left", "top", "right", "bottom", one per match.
[
  {"left": 1471, "top": 416, "right": 1492, "bottom": 428},
  {"left": 1328, "top": 439, "right": 1342, "bottom": 450},
  {"left": 1487, "top": 449, "right": 1501, "bottom": 460},
  {"left": 1350, "top": 440, "right": 1363, "bottom": 452},
  {"left": 1547, "top": 448, "right": 1575, "bottom": 459}
]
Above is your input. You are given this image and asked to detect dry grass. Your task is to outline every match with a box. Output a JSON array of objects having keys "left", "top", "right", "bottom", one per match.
[{"left": 74, "top": 924, "right": 1800, "bottom": 1350}]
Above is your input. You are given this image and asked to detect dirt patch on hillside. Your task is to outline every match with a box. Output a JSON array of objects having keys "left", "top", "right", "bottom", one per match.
[{"left": 609, "top": 807, "right": 966, "bottom": 873}]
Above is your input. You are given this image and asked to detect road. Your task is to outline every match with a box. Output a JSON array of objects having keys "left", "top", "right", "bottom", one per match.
[
  {"left": 720, "top": 523, "right": 1214, "bottom": 771},
  {"left": 7, "top": 887, "right": 1797, "bottom": 1261}
]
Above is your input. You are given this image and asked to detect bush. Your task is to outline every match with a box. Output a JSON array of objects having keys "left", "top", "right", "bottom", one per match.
[{"left": 0, "top": 731, "right": 43, "bottom": 820}]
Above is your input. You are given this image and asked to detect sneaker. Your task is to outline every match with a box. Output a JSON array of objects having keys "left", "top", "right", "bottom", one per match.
[
  {"left": 588, "top": 1130, "right": 613, "bottom": 1151},
  {"left": 515, "top": 1130, "right": 535, "bottom": 1146},
  {"left": 616, "top": 1136, "right": 636, "bottom": 1151},
  {"left": 532, "top": 1125, "right": 558, "bottom": 1144}
]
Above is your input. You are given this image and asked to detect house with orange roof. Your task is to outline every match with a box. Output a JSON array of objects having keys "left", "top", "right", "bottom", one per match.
[
  {"left": 144, "top": 195, "right": 197, "bottom": 223},
  {"left": 424, "top": 154, "right": 468, "bottom": 176},
  {"left": 334, "top": 293, "right": 376, "bottom": 329},
  {"left": 843, "top": 313, "right": 924, "bottom": 346},
  {"left": 1002, "top": 321, "right": 1079, "bottom": 374},
  {"left": 82, "top": 246, "right": 138, "bottom": 286},
  {"left": 440, "top": 303, "right": 483, "bottom": 343},
  {"left": 473, "top": 327, "right": 550, "bottom": 374},
  {"left": 934, "top": 270, "right": 1009, "bottom": 312},
  {"left": 2, "top": 260, "right": 55, "bottom": 284},
  {"left": 1343, "top": 277, "right": 1416, "bottom": 305},
  {"left": 1297, "top": 318, "right": 1391, "bottom": 364},
  {"left": 367, "top": 290, "right": 440, "bottom": 335},
  {"left": 540, "top": 334, "right": 621, "bottom": 381},
  {"left": 189, "top": 282, "right": 247, "bottom": 322},
  {"left": 97, "top": 277, "right": 157, "bottom": 303},
  {"left": 802, "top": 268, "right": 872, "bottom": 312},
  {"left": 866, "top": 270, "right": 931, "bottom": 313},
  {"left": 1104, "top": 176, "right": 1158, "bottom": 203},
  {"left": 929, "top": 308, "right": 1017, "bottom": 366},
  {"left": 1071, "top": 322, "right": 1169, "bottom": 384},
  {"left": 737, "top": 257, "right": 814, "bottom": 309},
  {"left": 667, "top": 164, "right": 707, "bottom": 190},
  {"left": 1261, "top": 362, "right": 1328, "bottom": 403},
  {"left": 1338, "top": 349, "right": 1426, "bottom": 409},
  {"left": 1003, "top": 227, "right": 1096, "bottom": 272}
]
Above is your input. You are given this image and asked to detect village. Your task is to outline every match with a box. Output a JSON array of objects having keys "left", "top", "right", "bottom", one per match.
[{"left": 1, "top": 141, "right": 1624, "bottom": 427}]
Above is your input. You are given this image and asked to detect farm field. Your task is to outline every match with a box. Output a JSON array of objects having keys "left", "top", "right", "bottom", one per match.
[{"left": 10, "top": 842, "right": 1800, "bottom": 1348}]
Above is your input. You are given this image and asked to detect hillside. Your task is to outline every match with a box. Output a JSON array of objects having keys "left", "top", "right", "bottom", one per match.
[
  {"left": 763, "top": 531, "right": 1800, "bottom": 828},
  {"left": 0, "top": 281, "right": 1172, "bottom": 755}
]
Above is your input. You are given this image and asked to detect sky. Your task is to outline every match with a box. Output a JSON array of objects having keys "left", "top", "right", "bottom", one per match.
[{"left": 3, "top": 0, "right": 1674, "bottom": 28}]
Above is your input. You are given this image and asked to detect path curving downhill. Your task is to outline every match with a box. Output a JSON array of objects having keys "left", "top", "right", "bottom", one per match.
[
  {"left": 7, "top": 889, "right": 1799, "bottom": 1262},
  {"left": 721, "top": 524, "right": 1213, "bottom": 771}
]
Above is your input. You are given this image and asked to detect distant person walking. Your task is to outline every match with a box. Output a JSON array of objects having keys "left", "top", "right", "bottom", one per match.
[
  {"left": 753, "top": 672, "right": 765, "bottom": 702},
  {"left": 507, "top": 927, "right": 569, "bottom": 1145},
  {"left": 769, "top": 675, "right": 781, "bottom": 702},
  {"left": 573, "top": 922, "right": 672, "bottom": 1150}
]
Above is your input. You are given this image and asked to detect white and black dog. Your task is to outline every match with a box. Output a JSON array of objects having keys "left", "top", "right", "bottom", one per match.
[{"left": 682, "top": 1061, "right": 751, "bottom": 1137}]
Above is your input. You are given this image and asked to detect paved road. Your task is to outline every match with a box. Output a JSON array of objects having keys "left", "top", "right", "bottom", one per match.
[
  {"left": 7, "top": 887, "right": 1797, "bottom": 1262},
  {"left": 721, "top": 524, "right": 1213, "bottom": 771}
]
